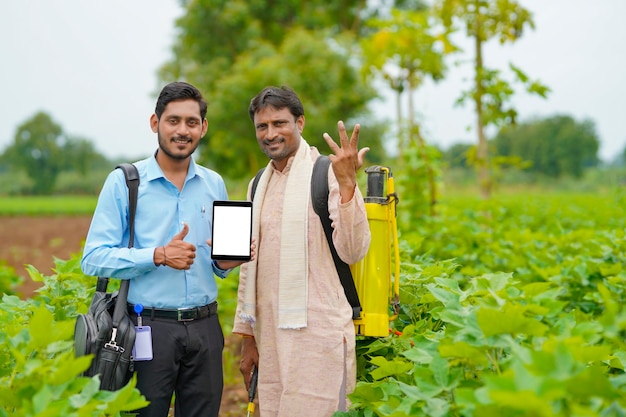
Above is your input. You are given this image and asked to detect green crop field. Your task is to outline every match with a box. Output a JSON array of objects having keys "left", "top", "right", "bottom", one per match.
[
  {"left": 0, "top": 196, "right": 97, "bottom": 216},
  {"left": 2, "top": 188, "right": 626, "bottom": 416}
]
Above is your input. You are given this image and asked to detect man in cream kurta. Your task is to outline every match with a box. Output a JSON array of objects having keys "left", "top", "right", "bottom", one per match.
[{"left": 233, "top": 86, "right": 371, "bottom": 417}]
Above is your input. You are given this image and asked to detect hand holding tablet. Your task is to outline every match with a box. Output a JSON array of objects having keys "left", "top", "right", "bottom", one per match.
[{"left": 211, "top": 201, "right": 253, "bottom": 262}]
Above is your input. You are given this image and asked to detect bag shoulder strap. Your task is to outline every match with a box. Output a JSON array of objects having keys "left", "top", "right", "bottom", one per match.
[
  {"left": 110, "top": 163, "right": 139, "bottom": 326},
  {"left": 115, "top": 163, "right": 140, "bottom": 249},
  {"left": 250, "top": 156, "right": 362, "bottom": 319}
]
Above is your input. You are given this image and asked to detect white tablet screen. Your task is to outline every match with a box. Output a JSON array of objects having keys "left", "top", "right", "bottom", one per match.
[{"left": 211, "top": 201, "right": 253, "bottom": 261}]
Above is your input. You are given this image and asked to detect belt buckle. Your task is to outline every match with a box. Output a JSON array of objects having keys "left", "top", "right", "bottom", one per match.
[{"left": 177, "top": 308, "right": 196, "bottom": 321}]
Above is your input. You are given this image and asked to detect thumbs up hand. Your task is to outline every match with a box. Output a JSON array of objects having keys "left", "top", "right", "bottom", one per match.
[
  {"left": 155, "top": 222, "right": 197, "bottom": 270},
  {"left": 172, "top": 222, "right": 190, "bottom": 241}
]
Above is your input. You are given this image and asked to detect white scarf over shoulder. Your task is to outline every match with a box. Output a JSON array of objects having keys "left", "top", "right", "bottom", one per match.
[{"left": 241, "top": 139, "right": 313, "bottom": 329}]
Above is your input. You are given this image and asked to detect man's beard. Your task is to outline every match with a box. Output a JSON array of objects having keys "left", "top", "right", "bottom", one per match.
[
  {"left": 157, "top": 132, "right": 199, "bottom": 160},
  {"left": 262, "top": 137, "right": 289, "bottom": 160}
]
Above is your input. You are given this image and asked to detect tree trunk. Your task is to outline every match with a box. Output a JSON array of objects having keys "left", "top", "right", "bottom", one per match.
[
  {"left": 474, "top": 14, "right": 491, "bottom": 199},
  {"left": 408, "top": 77, "right": 437, "bottom": 216},
  {"left": 396, "top": 85, "right": 403, "bottom": 159}
]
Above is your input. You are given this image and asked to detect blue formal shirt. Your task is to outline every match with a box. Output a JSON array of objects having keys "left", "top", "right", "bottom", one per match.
[{"left": 81, "top": 154, "right": 231, "bottom": 309}]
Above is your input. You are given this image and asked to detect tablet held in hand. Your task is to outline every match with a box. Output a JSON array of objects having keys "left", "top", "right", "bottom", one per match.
[{"left": 211, "top": 200, "right": 253, "bottom": 261}]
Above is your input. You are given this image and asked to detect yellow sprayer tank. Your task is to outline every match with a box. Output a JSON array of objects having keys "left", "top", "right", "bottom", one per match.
[{"left": 351, "top": 166, "right": 400, "bottom": 337}]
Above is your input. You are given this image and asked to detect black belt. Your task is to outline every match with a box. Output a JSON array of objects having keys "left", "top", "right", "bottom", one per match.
[{"left": 128, "top": 302, "right": 218, "bottom": 321}]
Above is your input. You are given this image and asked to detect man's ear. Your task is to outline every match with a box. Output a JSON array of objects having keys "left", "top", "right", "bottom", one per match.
[
  {"left": 150, "top": 113, "right": 159, "bottom": 133},
  {"left": 201, "top": 118, "right": 208, "bottom": 137},
  {"left": 297, "top": 115, "right": 305, "bottom": 134}
]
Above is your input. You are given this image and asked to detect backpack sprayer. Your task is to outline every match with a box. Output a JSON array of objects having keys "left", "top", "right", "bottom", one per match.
[
  {"left": 253, "top": 159, "right": 401, "bottom": 338},
  {"left": 350, "top": 165, "right": 400, "bottom": 337}
]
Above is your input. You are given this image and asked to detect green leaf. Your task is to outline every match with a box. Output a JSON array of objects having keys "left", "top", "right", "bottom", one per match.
[
  {"left": 29, "top": 306, "right": 56, "bottom": 350},
  {"left": 426, "top": 283, "right": 461, "bottom": 308},
  {"left": 68, "top": 377, "right": 103, "bottom": 412},
  {"left": 397, "top": 379, "right": 432, "bottom": 401},
  {"left": 488, "top": 390, "right": 553, "bottom": 416},
  {"left": 472, "top": 273, "right": 513, "bottom": 293},
  {"left": 438, "top": 340, "right": 489, "bottom": 367},
  {"left": 99, "top": 375, "right": 149, "bottom": 413},
  {"left": 49, "top": 353, "right": 93, "bottom": 385},
  {"left": 566, "top": 365, "right": 619, "bottom": 400},
  {"left": 369, "top": 356, "right": 413, "bottom": 381},
  {"left": 477, "top": 304, "right": 548, "bottom": 337},
  {"left": 401, "top": 346, "right": 433, "bottom": 364},
  {"left": 430, "top": 355, "right": 451, "bottom": 389},
  {"left": 32, "top": 384, "right": 53, "bottom": 414},
  {"left": 423, "top": 397, "right": 450, "bottom": 417}
]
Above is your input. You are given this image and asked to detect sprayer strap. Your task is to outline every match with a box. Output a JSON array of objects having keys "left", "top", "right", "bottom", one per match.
[
  {"left": 311, "top": 156, "right": 362, "bottom": 319},
  {"left": 251, "top": 156, "right": 362, "bottom": 319}
]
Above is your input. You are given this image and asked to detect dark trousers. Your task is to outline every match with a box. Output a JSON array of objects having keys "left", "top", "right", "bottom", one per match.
[{"left": 130, "top": 313, "right": 224, "bottom": 417}]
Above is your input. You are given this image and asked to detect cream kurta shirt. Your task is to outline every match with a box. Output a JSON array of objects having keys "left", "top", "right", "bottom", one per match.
[{"left": 233, "top": 148, "right": 370, "bottom": 417}]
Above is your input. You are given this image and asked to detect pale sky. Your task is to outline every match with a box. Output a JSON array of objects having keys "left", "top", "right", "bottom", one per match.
[{"left": 1, "top": 0, "right": 625, "bottom": 164}]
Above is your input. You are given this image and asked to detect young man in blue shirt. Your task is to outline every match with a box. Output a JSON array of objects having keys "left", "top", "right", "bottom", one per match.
[{"left": 81, "top": 81, "right": 250, "bottom": 417}]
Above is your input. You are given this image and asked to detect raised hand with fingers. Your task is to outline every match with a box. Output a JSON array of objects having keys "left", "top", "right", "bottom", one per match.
[{"left": 322, "top": 120, "right": 370, "bottom": 203}]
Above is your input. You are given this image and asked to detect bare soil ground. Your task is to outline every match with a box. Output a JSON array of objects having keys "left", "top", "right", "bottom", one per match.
[
  {"left": 0, "top": 216, "right": 93, "bottom": 296},
  {"left": 0, "top": 215, "right": 256, "bottom": 416}
]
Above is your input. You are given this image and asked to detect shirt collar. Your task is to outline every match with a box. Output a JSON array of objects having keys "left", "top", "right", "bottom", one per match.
[{"left": 146, "top": 151, "right": 199, "bottom": 182}]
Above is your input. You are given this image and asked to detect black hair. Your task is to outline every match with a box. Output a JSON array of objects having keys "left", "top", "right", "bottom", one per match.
[
  {"left": 155, "top": 82, "right": 208, "bottom": 120},
  {"left": 248, "top": 86, "right": 304, "bottom": 122}
]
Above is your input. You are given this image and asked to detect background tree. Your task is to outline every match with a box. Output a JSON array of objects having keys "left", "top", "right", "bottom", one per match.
[
  {"left": 200, "top": 28, "right": 383, "bottom": 176},
  {"left": 0, "top": 112, "right": 113, "bottom": 195},
  {"left": 361, "top": 7, "right": 449, "bottom": 154},
  {"left": 435, "top": 0, "right": 550, "bottom": 199},
  {"left": 157, "top": 0, "right": 395, "bottom": 178},
  {"left": 360, "top": 6, "right": 454, "bottom": 215},
  {"left": 161, "top": 0, "right": 376, "bottom": 83},
  {"left": 443, "top": 142, "right": 472, "bottom": 168},
  {"left": 492, "top": 114, "right": 599, "bottom": 178},
  {"left": 61, "top": 136, "right": 110, "bottom": 176},
  {"left": 160, "top": 0, "right": 421, "bottom": 88},
  {"left": 3, "top": 112, "right": 65, "bottom": 194}
]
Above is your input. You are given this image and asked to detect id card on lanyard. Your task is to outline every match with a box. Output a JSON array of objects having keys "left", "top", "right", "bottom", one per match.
[{"left": 132, "top": 304, "right": 153, "bottom": 361}]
